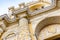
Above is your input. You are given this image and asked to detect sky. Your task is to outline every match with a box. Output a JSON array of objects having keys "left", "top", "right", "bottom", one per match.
[{"left": 0, "top": 0, "right": 37, "bottom": 16}]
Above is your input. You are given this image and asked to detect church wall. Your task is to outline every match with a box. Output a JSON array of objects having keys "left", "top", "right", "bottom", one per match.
[{"left": 0, "top": 0, "right": 60, "bottom": 40}]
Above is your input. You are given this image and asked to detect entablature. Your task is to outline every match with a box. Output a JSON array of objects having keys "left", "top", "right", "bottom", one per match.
[{"left": 0, "top": 0, "right": 59, "bottom": 28}]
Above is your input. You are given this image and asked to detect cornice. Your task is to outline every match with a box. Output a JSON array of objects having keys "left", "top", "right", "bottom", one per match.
[{"left": 0, "top": 0, "right": 58, "bottom": 26}]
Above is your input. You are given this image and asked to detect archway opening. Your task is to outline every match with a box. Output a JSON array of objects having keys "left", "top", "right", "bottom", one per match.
[{"left": 35, "top": 16, "right": 60, "bottom": 40}]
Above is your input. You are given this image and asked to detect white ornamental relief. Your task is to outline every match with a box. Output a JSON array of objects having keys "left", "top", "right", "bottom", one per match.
[
  {"left": 1, "top": 27, "right": 18, "bottom": 40},
  {"left": 47, "top": 24, "right": 57, "bottom": 33},
  {"left": 1, "top": 18, "right": 31, "bottom": 40},
  {"left": 38, "top": 24, "right": 60, "bottom": 40}
]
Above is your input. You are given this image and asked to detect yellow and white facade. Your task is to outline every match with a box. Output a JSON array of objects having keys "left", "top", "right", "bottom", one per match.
[{"left": 0, "top": 0, "right": 60, "bottom": 40}]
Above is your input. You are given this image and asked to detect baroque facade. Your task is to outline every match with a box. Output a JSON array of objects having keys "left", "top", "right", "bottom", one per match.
[{"left": 0, "top": 0, "right": 60, "bottom": 40}]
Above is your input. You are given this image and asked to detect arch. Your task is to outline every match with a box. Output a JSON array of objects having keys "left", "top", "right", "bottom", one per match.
[
  {"left": 35, "top": 16, "right": 60, "bottom": 38},
  {"left": 1, "top": 27, "right": 18, "bottom": 40}
]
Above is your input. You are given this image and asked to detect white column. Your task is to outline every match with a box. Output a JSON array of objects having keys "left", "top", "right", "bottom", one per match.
[{"left": 18, "top": 18, "right": 31, "bottom": 40}]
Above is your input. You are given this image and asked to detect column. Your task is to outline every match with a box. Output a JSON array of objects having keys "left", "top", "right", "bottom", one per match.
[
  {"left": 18, "top": 18, "right": 31, "bottom": 40},
  {"left": 28, "top": 22, "right": 37, "bottom": 40}
]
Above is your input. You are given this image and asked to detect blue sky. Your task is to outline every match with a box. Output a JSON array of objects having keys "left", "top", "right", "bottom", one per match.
[{"left": 0, "top": 0, "right": 37, "bottom": 15}]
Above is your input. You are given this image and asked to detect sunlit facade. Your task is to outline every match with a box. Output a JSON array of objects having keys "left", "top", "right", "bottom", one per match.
[{"left": 0, "top": 0, "right": 60, "bottom": 40}]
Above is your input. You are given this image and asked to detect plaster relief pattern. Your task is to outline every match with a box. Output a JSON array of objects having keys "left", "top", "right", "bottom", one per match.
[
  {"left": 1, "top": 18, "right": 31, "bottom": 40},
  {"left": 38, "top": 24, "right": 60, "bottom": 40}
]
